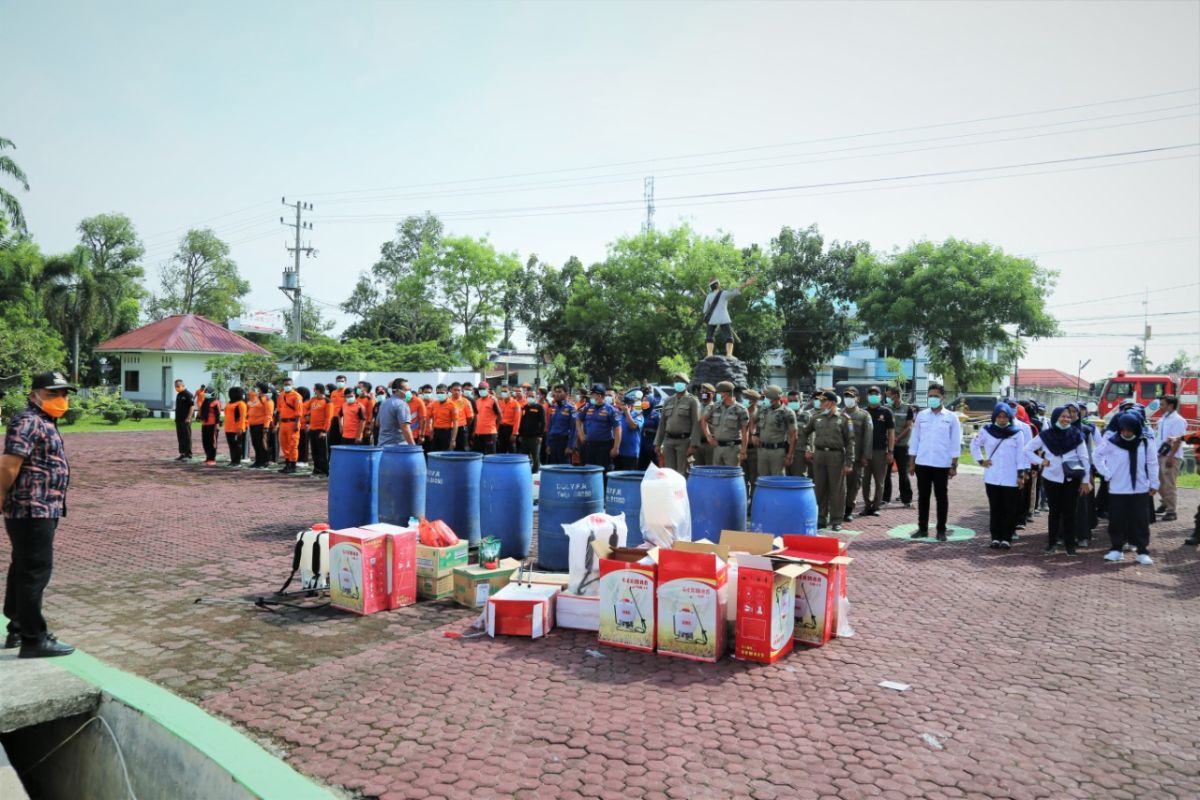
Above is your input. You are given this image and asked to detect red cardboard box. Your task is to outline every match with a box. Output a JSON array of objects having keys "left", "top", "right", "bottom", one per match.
[
  {"left": 486, "top": 582, "right": 559, "bottom": 638},
  {"left": 360, "top": 523, "right": 418, "bottom": 610},
  {"left": 772, "top": 535, "right": 852, "bottom": 648},
  {"left": 656, "top": 542, "right": 729, "bottom": 663},
  {"left": 734, "top": 553, "right": 810, "bottom": 664},
  {"left": 594, "top": 543, "right": 659, "bottom": 652},
  {"left": 329, "top": 528, "right": 390, "bottom": 615}
]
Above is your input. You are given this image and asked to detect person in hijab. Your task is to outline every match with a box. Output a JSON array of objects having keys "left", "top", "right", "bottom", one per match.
[
  {"left": 1025, "top": 406, "right": 1091, "bottom": 555},
  {"left": 971, "top": 404, "right": 1030, "bottom": 549},
  {"left": 1004, "top": 397, "right": 1037, "bottom": 533},
  {"left": 1095, "top": 412, "right": 1159, "bottom": 564},
  {"left": 1069, "top": 402, "right": 1100, "bottom": 547}
]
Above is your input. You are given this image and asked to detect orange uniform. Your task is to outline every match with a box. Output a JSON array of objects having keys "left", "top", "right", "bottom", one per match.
[
  {"left": 500, "top": 397, "right": 523, "bottom": 429},
  {"left": 194, "top": 388, "right": 206, "bottom": 419},
  {"left": 277, "top": 388, "right": 303, "bottom": 462},
  {"left": 202, "top": 399, "right": 221, "bottom": 427},
  {"left": 247, "top": 397, "right": 271, "bottom": 427},
  {"left": 225, "top": 401, "right": 247, "bottom": 433},
  {"left": 431, "top": 400, "right": 462, "bottom": 430},
  {"left": 360, "top": 395, "right": 376, "bottom": 426},
  {"left": 308, "top": 396, "right": 331, "bottom": 432},
  {"left": 474, "top": 396, "right": 502, "bottom": 436},
  {"left": 341, "top": 398, "right": 368, "bottom": 442},
  {"left": 408, "top": 396, "right": 426, "bottom": 440}
]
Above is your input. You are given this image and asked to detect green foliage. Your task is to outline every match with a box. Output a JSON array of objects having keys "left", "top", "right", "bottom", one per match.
[
  {"left": 102, "top": 409, "right": 127, "bottom": 425},
  {"left": 61, "top": 406, "right": 84, "bottom": 426},
  {"left": 435, "top": 236, "right": 521, "bottom": 369},
  {"left": 1127, "top": 345, "right": 1145, "bottom": 372},
  {"left": 129, "top": 404, "right": 151, "bottom": 421},
  {"left": 1151, "top": 350, "right": 1194, "bottom": 374},
  {"left": 205, "top": 353, "right": 283, "bottom": 394},
  {"left": 276, "top": 338, "right": 457, "bottom": 372},
  {"left": 854, "top": 239, "right": 1058, "bottom": 393},
  {"left": 147, "top": 228, "right": 249, "bottom": 324},
  {"left": 0, "top": 217, "right": 67, "bottom": 383},
  {"left": 283, "top": 296, "right": 335, "bottom": 342},
  {"left": 0, "top": 136, "right": 30, "bottom": 234},
  {"left": 657, "top": 354, "right": 692, "bottom": 379}
]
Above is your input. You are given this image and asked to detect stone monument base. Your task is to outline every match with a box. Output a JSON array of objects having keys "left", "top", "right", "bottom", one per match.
[{"left": 693, "top": 356, "right": 749, "bottom": 391}]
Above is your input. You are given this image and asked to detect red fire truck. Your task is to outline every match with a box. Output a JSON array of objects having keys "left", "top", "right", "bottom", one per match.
[{"left": 1096, "top": 371, "right": 1200, "bottom": 431}]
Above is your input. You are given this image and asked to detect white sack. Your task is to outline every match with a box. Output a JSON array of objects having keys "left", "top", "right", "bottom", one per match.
[{"left": 639, "top": 466, "right": 691, "bottom": 548}]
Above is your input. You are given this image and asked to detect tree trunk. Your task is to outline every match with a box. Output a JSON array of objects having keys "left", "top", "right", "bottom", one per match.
[{"left": 72, "top": 325, "right": 80, "bottom": 384}]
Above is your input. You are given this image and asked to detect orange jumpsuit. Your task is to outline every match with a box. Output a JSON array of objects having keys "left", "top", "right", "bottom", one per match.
[{"left": 277, "top": 388, "right": 303, "bottom": 462}]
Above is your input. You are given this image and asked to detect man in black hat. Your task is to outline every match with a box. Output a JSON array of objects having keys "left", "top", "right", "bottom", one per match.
[{"left": 1, "top": 372, "right": 77, "bottom": 657}]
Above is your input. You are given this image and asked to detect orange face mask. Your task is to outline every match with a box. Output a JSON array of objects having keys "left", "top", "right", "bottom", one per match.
[{"left": 41, "top": 396, "right": 70, "bottom": 418}]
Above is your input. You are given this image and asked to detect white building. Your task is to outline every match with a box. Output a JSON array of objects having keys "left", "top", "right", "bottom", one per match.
[{"left": 96, "top": 314, "right": 271, "bottom": 411}]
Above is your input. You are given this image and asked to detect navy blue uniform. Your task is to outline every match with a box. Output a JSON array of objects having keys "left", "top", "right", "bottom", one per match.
[
  {"left": 545, "top": 400, "right": 576, "bottom": 465},
  {"left": 578, "top": 403, "right": 620, "bottom": 471}
]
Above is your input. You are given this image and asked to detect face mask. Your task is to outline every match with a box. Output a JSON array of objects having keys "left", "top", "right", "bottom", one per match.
[
  {"left": 436, "top": 392, "right": 447, "bottom": 402},
  {"left": 759, "top": 399, "right": 770, "bottom": 408},
  {"left": 633, "top": 391, "right": 643, "bottom": 400},
  {"left": 867, "top": 395, "right": 880, "bottom": 406},
  {"left": 788, "top": 401, "right": 801, "bottom": 411},
  {"left": 701, "top": 393, "right": 711, "bottom": 402},
  {"left": 336, "top": 381, "right": 345, "bottom": 389},
  {"left": 527, "top": 398, "right": 537, "bottom": 406},
  {"left": 1055, "top": 421, "right": 1071, "bottom": 431},
  {"left": 422, "top": 393, "right": 432, "bottom": 401},
  {"left": 464, "top": 390, "right": 474, "bottom": 398},
  {"left": 605, "top": 396, "right": 614, "bottom": 405},
  {"left": 928, "top": 397, "right": 942, "bottom": 409},
  {"left": 995, "top": 420, "right": 1009, "bottom": 428},
  {"left": 673, "top": 382, "right": 686, "bottom": 393},
  {"left": 479, "top": 389, "right": 489, "bottom": 398},
  {"left": 40, "top": 396, "right": 69, "bottom": 419},
  {"left": 843, "top": 398, "right": 857, "bottom": 409},
  {"left": 821, "top": 406, "right": 832, "bottom": 416},
  {"left": 1120, "top": 432, "right": 1137, "bottom": 441},
  {"left": 812, "top": 399, "right": 821, "bottom": 409},
  {"left": 499, "top": 391, "right": 508, "bottom": 399},
  {"left": 591, "top": 398, "right": 601, "bottom": 406},
  {"left": 740, "top": 399, "right": 750, "bottom": 408},
  {"left": 284, "top": 385, "right": 293, "bottom": 392},
  {"left": 404, "top": 391, "right": 413, "bottom": 401}
]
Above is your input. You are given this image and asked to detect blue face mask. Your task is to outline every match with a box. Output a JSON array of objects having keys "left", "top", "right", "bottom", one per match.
[
  {"left": 591, "top": 397, "right": 601, "bottom": 406},
  {"left": 788, "top": 401, "right": 801, "bottom": 411},
  {"left": 673, "top": 382, "right": 686, "bottom": 393},
  {"left": 1056, "top": 421, "right": 1071, "bottom": 430},
  {"left": 740, "top": 399, "right": 750, "bottom": 408},
  {"left": 435, "top": 392, "right": 447, "bottom": 402},
  {"left": 928, "top": 397, "right": 942, "bottom": 409},
  {"left": 995, "top": 420, "right": 1009, "bottom": 428},
  {"left": 758, "top": 398, "right": 770, "bottom": 408},
  {"left": 404, "top": 391, "right": 413, "bottom": 401},
  {"left": 812, "top": 399, "right": 821, "bottom": 409},
  {"left": 478, "top": 389, "right": 489, "bottom": 398}
]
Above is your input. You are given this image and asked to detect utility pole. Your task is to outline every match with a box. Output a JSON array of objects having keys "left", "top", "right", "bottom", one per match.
[
  {"left": 643, "top": 176, "right": 655, "bottom": 233},
  {"left": 280, "top": 197, "right": 315, "bottom": 344},
  {"left": 1141, "top": 287, "right": 1150, "bottom": 371}
]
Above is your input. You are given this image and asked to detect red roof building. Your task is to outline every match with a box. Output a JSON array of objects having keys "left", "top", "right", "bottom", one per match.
[
  {"left": 1011, "top": 368, "right": 1089, "bottom": 391},
  {"left": 96, "top": 314, "right": 269, "bottom": 356}
]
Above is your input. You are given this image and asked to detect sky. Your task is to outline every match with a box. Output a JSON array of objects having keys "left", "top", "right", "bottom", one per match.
[{"left": 5, "top": 0, "right": 1199, "bottom": 383}]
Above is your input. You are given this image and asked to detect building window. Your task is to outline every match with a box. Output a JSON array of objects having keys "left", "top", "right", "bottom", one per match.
[{"left": 124, "top": 371, "right": 140, "bottom": 392}]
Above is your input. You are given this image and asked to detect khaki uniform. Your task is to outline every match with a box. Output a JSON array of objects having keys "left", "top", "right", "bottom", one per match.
[
  {"left": 654, "top": 391, "right": 701, "bottom": 475},
  {"left": 788, "top": 408, "right": 813, "bottom": 477},
  {"left": 755, "top": 404, "right": 796, "bottom": 477},
  {"left": 704, "top": 402, "right": 749, "bottom": 466},
  {"left": 843, "top": 406, "right": 873, "bottom": 519},
  {"left": 802, "top": 411, "right": 854, "bottom": 528},
  {"left": 694, "top": 401, "right": 714, "bottom": 466}
]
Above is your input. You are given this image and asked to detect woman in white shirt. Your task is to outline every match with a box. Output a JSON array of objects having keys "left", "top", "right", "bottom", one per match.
[
  {"left": 1095, "top": 412, "right": 1160, "bottom": 565},
  {"left": 971, "top": 404, "right": 1029, "bottom": 550},
  {"left": 1024, "top": 406, "right": 1091, "bottom": 556}
]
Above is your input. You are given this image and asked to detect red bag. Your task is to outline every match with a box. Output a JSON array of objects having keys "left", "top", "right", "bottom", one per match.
[{"left": 419, "top": 517, "right": 460, "bottom": 548}]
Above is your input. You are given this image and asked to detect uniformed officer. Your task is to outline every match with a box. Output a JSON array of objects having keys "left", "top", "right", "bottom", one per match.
[
  {"left": 654, "top": 373, "right": 701, "bottom": 475},
  {"left": 841, "top": 388, "right": 873, "bottom": 524},
  {"left": 802, "top": 390, "right": 854, "bottom": 531},
  {"left": 638, "top": 391, "right": 661, "bottom": 470},
  {"left": 575, "top": 384, "right": 621, "bottom": 471},
  {"left": 702, "top": 381, "right": 749, "bottom": 466},
  {"left": 742, "top": 388, "right": 762, "bottom": 490},
  {"left": 694, "top": 383, "right": 717, "bottom": 466},
  {"left": 754, "top": 385, "right": 797, "bottom": 478},
  {"left": 545, "top": 384, "right": 576, "bottom": 464},
  {"left": 786, "top": 390, "right": 811, "bottom": 477}
]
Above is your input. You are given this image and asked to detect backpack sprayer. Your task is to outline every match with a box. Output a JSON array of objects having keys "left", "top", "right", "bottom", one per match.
[
  {"left": 796, "top": 579, "right": 818, "bottom": 631},
  {"left": 615, "top": 586, "right": 647, "bottom": 633},
  {"left": 671, "top": 601, "right": 708, "bottom": 646}
]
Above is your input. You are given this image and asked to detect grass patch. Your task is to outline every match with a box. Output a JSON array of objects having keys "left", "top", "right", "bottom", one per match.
[
  {"left": 60, "top": 417, "right": 177, "bottom": 433},
  {"left": 959, "top": 447, "right": 976, "bottom": 466},
  {"left": 1180, "top": 472, "right": 1200, "bottom": 490}
]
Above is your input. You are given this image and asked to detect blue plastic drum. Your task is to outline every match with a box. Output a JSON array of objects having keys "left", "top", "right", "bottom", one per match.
[
  {"left": 378, "top": 444, "right": 427, "bottom": 525},
  {"left": 605, "top": 470, "right": 646, "bottom": 547},
  {"left": 328, "top": 445, "right": 382, "bottom": 530},
  {"left": 426, "top": 452, "right": 483, "bottom": 545},
  {"left": 538, "top": 465, "right": 604, "bottom": 570},
  {"left": 750, "top": 476, "right": 818, "bottom": 536},
  {"left": 481, "top": 454, "right": 534, "bottom": 558},
  {"left": 687, "top": 465, "right": 747, "bottom": 542}
]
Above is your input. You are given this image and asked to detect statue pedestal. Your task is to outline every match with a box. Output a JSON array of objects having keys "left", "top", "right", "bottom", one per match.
[{"left": 693, "top": 356, "right": 749, "bottom": 391}]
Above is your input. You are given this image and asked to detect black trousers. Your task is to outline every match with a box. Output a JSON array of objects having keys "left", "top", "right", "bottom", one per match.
[
  {"left": 1108, "top": 493, "right": 1151, "bottom": 554},
  {"left": 639, "top": 442, "right": 658, "bottom": 471},
  {"left": 309, "top": 431, "right": 329, "bottom": 475},
  {"left": 582, "top": 440, "right": 613, "bottom": 472},
  {"left": 984, "top": 483, "right": 1019, "bottom": 542},
  {"left": 298, "top": 427, "right": 310, "bottom": 463},
  {"left": 250, "top": 425, "right": 268, "bottom": 467},
  {"left": 519, "top": 436, "right": 542, "bottom": 473},
  {"left": 884, "top": 446, "right": 912, "bottom": 503},
  {"left": 546, "top": 435, "right": 570, "bottom": 465},
  {"left": 614, "top": 455, "right": 639, "bottom": 471},
  {"left": 473, "top": 433, "right": 498, "bottom": 455},
  {"left": 267, "top": 427, "right": 278, "bottom": 462},
  {"left": 915, "top": 465, "right": 950, "bottom": 533},
  {"left": 175, "top": 418, "right": 192, "bottom": 456},
  {"left": 1044, "top": 478, "right": 1081, "bottom": 547},
  {"left": 4, "top": 517, "right": 58, "bottom": 642},
  {"left": 431, "top": 428, "right": 454, "bottom": 452},
  {"left": 328, "top": 417, "right": 343, "bottom": 447},
  {"left": 225, "top": 432, "right": 244, "bottom": 465},
  {"left": 201, "top": 424, "right": 219, "bottom": 461},
  {"left": 455, "top": 428, "right": 469, "bottom": 452},
  {"left": 498, "top": 425, "right": 514, "bottom": 453}
]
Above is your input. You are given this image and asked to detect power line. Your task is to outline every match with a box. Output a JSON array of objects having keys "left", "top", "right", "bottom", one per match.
[{"left": 1047, "top": 281, "right": 1200, "bottom": 309}]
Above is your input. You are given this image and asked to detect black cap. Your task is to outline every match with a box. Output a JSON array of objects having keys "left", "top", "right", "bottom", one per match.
[
  {"left": 591, "top": 383, "right": 606, "bottom": 395},
  {"left": 31, "top": 371, "right": 76, "bottom": 392}
]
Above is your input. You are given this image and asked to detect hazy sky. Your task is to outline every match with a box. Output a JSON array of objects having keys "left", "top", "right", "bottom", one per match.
[{"left": 6, "top": 1, "right": 1199, "bottom": 382}]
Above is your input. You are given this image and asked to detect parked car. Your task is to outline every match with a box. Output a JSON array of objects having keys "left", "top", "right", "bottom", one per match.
[{"left": 948, "top": 394, "right": 998, "bottom": 414}]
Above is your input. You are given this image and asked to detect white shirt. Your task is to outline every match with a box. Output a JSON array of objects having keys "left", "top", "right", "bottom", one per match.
[
  {"left": 1155, "top": 411, "right": 1187, "bottom": 461},
  {"left": 702, "top": 287, "right": 740, "bottom": 325},
  {"left": 970, "top": 429, "right": 1027, "bottom": 487},
  {"left": 909, "top": 408, "right": 962, "bottom": 468},
  {"left": 1095, "top": 436, "right": 1160, "bottom": 494},
  {"left": 1024, "top": 432, "right": 1090, "bottom": 484}
]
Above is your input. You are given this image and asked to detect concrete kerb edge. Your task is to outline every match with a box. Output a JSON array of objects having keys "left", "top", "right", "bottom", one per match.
[{"left": 1, "top": 616, "right": 334, "bottom": 800}]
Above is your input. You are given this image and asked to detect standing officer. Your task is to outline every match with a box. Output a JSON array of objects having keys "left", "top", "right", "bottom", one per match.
[
  {"left": 883, "top": 386, "right": 915, "bottom": 508},
  {"left": 2, "top": 372, "right": 75, "bottom": 657},
  {"left": 742, "top": 388, "right": 762, "bottom": 490},
  {"left": 638, "top": 391, "right": 661, "bottom": 470},
  {"left": 545, "top": 385, "right": 576, "bottom": 464},
  {"left": 576, "top": 385, "right": 621, "bottom": 471},
  {"left": 754, "top": 385, "right": 797, "bottom": 478},
  {"left": 702, "top": 381, "right": 749, "bottom": 467},
  {"left": 802, "top": 390, "right": 854, "bottom": 531},
  {"left": 786, "top": 390, "right": 811, "bottom": 477},
  {"left": 860, "top": 386, "right": 895, "bottom": 517},
  {"left": 841, "top": 388, "right": 873, "bottom": 524},
  {"left": 654, "top": 373, "right": 701, "bottom": 475},
  {"left": 173, "top": 379, "right": 195, "bottom": 461},
  {"left": 307, "top": 383, "right": 331, "bottom": 476},
  {"left": 695, "top": 383, "right": 717, "bottom": 466},
  {"left": 276, "top": 377, "right": 303, "bottom": 474}
]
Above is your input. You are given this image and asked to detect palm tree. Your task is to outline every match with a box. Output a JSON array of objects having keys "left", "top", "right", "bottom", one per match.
[
  {"left": 42, "top": 248, "right": 131, "bottom": 383},
  {"left": 0, "top": 137, "right": 30, "bottom": 234}
]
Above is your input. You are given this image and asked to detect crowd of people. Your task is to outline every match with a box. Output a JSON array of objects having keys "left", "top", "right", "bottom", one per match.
[{"left": 169, "top": 372, "right": 1196, "bottom": 565}]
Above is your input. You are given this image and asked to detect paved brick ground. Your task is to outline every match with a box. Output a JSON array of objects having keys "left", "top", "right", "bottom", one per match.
[{"left": 4, "top": 430, "right": 1199, "bottom": 799}]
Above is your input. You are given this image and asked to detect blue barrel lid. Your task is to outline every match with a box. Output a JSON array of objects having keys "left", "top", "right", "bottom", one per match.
[
  {"left": 755, "top": 476, "right": 815, "bottom": 489},
  {"left": 428, "top": 451, "right": 484, "bottom": 461},
  {"left": 482, "top": 454, "right": 531, "bottom": 464}
]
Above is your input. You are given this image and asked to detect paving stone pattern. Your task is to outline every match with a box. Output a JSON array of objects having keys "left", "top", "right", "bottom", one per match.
[{"left": 4, "top": 430, "right": 1199, "bottom": 799}]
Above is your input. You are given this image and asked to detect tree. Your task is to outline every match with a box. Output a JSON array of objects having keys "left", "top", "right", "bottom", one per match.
[
  {"left": 147, "top": 228, "right": 249, "bottom": 324},
  {"left": 277, "top": 338, "right": 457, "bottom": 372},
  {"left": 854, "top": 239, "right": 1058, "bottom": 393},
  {"left": 204, "top": 353, "right": 283, "bottom": 397},
  {"left": 0, "top": 218, "right": 65, "bottom": 382},
  {"left": 769, "top": 225, "right": 869, "bottom": 382},
  {"left": 432, "top": 236, "right": 520, "bottom": 369},
  {"left": 284, "top": 297, "right": 335, "bottom": 342},
  {"left": 1127, "top": 345, "right": 1146, "bottom": 372},
  {"left": 0, "top": 137, "right": 30, "bottom": 234},
  {"left": 1152, "top": 350, "right": 1194, "bottom": 374}
]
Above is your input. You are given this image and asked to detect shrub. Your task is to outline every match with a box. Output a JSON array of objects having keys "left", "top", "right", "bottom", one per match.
[
  {"left": 102, "top": 409, "right": 127, "bottom": 425},
  {"left": 61, "top": 407, "right": 85, "bottom": 426},
  {"left": 129, "top": 404, "right": 150, "bottom": 422}
]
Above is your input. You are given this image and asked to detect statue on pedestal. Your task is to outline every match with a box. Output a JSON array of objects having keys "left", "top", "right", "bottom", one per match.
[{"left": 701, "top": 275, "right": 757, "bottom": 359}]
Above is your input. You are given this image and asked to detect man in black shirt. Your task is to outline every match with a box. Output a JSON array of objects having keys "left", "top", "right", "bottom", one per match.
[
  {"left": 860, "top": 386, "right": 894, "bottom": 517},
  {"left": 516, "top": 388, "right": 546, "bottom": 473},
  {"left": 173, "top": 379, "right": 195, "bottom": 461}
]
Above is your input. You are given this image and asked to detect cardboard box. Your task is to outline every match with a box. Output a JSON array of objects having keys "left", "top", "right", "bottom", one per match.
[
  {"left": 509, "top": 569, "right": 569, "bottom": 588},
  {"left": 771, "top": 535, "right": 852, "bottom": 648},
  {"left": 361, "top": 523, "right": 418, "bottom": 609},
  {"left": 556, "top": 593, "right": 600, "bottom": 631},
  {"left": 329, "top": 528, "right": 390, "bottom": 615},
  {"left": 594, "top": 543, "right": 659, "bottom": 652},
  {"left": 733, "top": 553, "right": 809, "bottom": 664},
  {"left": 486, "top": 582, "right": 559, "bottom": 638},
  {"left": 656, "top": 542, "right": 729, "bottom": 663},
  {"left": 417, "top": 573, "right": 454, "bottom": 600},
  {"left": 416, "top": 541, "right": 469, "bottom": 578},
  {"left": 453, "top": 558, "right": 521, "bottom": 609}
]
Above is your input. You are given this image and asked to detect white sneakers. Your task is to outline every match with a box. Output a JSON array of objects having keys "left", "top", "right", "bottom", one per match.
[
  {"left": 1135, "top": 553, "right": 1154, "bottom": 566},
  {"left": 1104, "top": 550, "right": 1124, "bottom": 562}
]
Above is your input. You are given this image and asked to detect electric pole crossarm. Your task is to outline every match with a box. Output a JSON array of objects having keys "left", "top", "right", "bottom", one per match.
[{"left": 280, "top": 198, "right": 315, "bottom": 344}]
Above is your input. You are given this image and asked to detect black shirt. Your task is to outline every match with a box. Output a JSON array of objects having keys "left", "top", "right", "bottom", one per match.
[
  {"left": 518, "top": 403, "right": 546, "bottom": 438},
  {"left": 175, "top": 389, "right": 194, "bottom": 419},
  {"left": 869, "top": 405, "right": 894, "bottom": 450}
]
